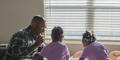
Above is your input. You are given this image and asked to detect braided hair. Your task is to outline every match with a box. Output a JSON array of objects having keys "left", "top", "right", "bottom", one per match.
[
  {"left": 82, "top": 31, "right": 96, "bottom": 44},
  {"left": 51, "top": 26, "right": 64, "bottom": 42}
]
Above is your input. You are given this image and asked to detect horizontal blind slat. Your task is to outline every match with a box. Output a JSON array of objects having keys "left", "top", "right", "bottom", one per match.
[{"left": 45, "top": 0, "right": 120, "bottom": 40}]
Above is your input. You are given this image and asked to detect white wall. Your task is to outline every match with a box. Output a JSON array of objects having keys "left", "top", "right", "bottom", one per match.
[{"left": 0, "top": 0, "right": 44, "bottom": 43}]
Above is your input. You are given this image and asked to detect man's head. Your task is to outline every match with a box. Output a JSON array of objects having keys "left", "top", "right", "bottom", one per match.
[
  {"left": 51, "top": 26, "right": 64, "bottom": 42},
  {"left": 31, "top": 15, "right": 46, "bottom": 35},
  {"left": 82, "top": 31, "right": 96, "bottom": 47}
]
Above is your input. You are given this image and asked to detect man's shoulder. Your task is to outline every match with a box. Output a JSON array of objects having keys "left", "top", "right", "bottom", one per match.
[
  {"left": 15, "top": 28, "right": 29, "bottom": 35},
  {"left": 8, "top": 30, "right": 26, "bottom": 45},
  {"left": 12, "top": 29, "right": 28, "bottom": 39}
]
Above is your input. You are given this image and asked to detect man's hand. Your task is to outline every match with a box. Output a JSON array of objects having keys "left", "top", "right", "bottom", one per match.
[
  {"left": 32, "top": 34, "right": 45, "bottom": 49},
  {"left": 36, "top": 34, "right": 45, "bottom": 46}
]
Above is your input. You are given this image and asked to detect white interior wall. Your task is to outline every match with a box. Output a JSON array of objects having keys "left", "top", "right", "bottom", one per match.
[{"left": 0, "top": 0, "right": 44, "bottom": 43}]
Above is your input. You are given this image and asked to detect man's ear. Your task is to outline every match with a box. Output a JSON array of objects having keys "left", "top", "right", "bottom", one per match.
[{"left": 31, "top": 21, "right": 37, "bottom": 28}]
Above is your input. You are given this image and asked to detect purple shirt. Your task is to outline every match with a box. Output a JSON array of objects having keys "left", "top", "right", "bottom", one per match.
[
  {"left": 80, "top": 42, "right": 110, "bottom": 60},
  {"left": 40, "top": 41, "right": 69, "bottom": 60}
]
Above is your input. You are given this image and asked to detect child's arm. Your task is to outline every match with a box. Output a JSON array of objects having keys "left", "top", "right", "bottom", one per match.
[
  {"left": 66, "top": 54, "right": 70, "bottom": 60},
  {"left": 79, "top": 48, "right": 87, "bottom": 60}
]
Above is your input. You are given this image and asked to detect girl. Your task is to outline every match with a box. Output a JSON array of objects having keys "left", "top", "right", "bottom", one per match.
[
  {"left": 40, "top": 26, "right": 70, "bottom": 60},
  {"left": 79, "top": 31, "right": 110, "bottom": 60}
]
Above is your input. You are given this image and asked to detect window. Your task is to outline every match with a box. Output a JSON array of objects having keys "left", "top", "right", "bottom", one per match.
[
  {"left": 94, "top": 0, "right": 120, "bottom": 40},
  {"left": 44, "top": 0, "right": 120, "bottom": 40}
]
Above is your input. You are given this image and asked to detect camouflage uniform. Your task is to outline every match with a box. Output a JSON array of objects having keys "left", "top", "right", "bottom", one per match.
[{"left": 4, "top": 25, "right": 45, "bottom": 60}]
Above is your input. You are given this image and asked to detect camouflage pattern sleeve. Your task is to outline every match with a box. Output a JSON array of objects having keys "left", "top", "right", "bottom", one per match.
[{"left": 7, "top": 31, "right": 34, "bottom": 57}]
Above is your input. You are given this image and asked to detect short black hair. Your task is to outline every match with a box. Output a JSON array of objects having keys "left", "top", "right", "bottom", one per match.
[
  {"left": 51, "top": 26, "right": 63, "bottom": 42},
  {"left": 32, "top": 15, "right": 45, "bottom": 23},
  {"left": 82, "top": 31, "right": 96, "bottom": 44}
]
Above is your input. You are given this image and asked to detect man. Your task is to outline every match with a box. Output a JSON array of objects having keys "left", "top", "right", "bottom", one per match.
[{"left": 3, "top": 15, "right": 46, "bottom": 60}]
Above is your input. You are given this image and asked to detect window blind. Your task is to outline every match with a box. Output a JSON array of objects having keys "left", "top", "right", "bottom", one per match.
[
  {"left": 94, "top": 0, "right": 120, "bottom": 40},
  {"left": 44, "top": 0, "right": 120, "bottom": 40},
  {"left": 44, "top": 0, "right": 88, "bottom": 40}
]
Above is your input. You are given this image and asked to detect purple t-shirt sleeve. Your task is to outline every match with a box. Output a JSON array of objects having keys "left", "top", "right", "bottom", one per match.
[
  {"left": 80, "top": 48, "right": 88, "bottom": 58},
  {"left": 40, "top": 47, "right": 47, "bottom": 57},
  {"left": 104, "top": 48, "right": 109, "bottom": 54},
  {"left": 64, "top": 45, "right": 70, "bottom": 56}
]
